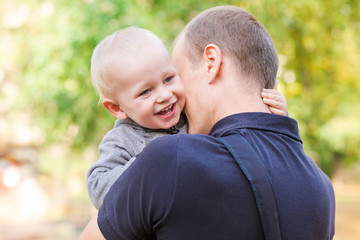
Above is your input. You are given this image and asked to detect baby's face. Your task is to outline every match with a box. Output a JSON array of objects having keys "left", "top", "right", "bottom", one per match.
[{"left": 107, "top": 40, "right": 185, "bottom": 129}]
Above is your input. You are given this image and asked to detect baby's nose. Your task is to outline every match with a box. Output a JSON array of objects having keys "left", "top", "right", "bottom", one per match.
[{"left": 156, "top": 89, "right": 172, "bottom": 103}]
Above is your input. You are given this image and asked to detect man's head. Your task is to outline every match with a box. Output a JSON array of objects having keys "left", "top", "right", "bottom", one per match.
[
  {"left": 172, "top": 6, "right": 278, "bottom": 133},
  {"left": 175, "top": 6, "right": 278, "bottom": 89},
  {"left": 91, "top": 27, "right": 185, "bottom": 129}
]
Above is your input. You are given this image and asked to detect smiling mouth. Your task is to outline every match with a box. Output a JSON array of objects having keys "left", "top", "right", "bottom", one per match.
[{"left": 157, "top": 104, "right": 175, "bottom": 116}]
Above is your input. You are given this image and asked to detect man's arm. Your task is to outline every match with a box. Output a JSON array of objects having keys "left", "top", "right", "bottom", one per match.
[
  {"left": 77, "top": 214, "right": 105, "bottom": 240},
  {"left": 91, "top": 135, "right": 180, "bottom": 239}
]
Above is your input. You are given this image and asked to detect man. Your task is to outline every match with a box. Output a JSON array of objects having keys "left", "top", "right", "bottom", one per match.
[{"left": 79, "top": 6, "right": 335, "bottom": 240}]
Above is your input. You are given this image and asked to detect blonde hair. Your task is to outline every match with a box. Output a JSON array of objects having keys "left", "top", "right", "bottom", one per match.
[
  {"left": 90, "top": 27, "right": 160, "bottom": 101},
  {"left": 180, "top": 6, "right": 278, "bottom": 89}
]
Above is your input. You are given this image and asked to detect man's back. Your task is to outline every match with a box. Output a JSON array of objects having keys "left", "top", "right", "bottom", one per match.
[{"left": 98, "top": 113, "right": 335, "bottom": 240}]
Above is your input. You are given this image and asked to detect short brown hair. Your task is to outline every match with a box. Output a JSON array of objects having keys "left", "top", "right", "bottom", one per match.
[{"left": 181, "top": 6, "right": 278, "bottom": 89}]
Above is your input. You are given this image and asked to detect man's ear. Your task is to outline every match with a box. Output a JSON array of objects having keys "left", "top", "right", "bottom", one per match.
[
  {"left": 203, "top": 44, "right": 222, "bottom": 84},
  {"left": 102, "top": 98, "right": 128, "bottom": 120}
]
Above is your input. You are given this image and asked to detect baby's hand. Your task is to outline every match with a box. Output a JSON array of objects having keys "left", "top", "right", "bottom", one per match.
[{"left": 261, "top": 88, "right": 288, "bottom": 116}]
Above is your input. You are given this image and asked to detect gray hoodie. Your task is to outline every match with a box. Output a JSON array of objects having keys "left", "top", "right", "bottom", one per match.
[{"left": 87, "top": 116, "right": 188, "bottom": 209}]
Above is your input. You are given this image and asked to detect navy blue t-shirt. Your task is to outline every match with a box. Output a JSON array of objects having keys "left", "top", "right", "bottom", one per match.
[{"left": 98, "top": 113, "right": 335, "bottom": 240}]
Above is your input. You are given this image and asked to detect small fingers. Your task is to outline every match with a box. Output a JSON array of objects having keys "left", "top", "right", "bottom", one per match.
[
  {"left": 262, "top": 92, "right": 281, "bottom": 102},
  {"left": 269, "top": 107, "right": 287, "bottom": 116},
  {"left": 262, "top": 88, "right": 281, "bottom": 95},
  {"left": 263, "top": 98, "right": 282, "bottom": 109}
]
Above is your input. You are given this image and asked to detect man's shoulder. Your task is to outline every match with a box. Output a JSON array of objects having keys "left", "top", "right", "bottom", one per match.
[
  {"left": 148, "top": 133, "right": 214, "bottom": 148},
  {"left": 140, "top": 133, "right": 220, "bottom": 162},
  {"left": 140, "top": 134, "right": 182, "bottom": 155}
]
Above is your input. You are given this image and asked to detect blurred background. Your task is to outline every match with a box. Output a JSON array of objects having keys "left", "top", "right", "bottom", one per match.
[{"left": 0, "top": 0, "right": 359, "bottom": 239}]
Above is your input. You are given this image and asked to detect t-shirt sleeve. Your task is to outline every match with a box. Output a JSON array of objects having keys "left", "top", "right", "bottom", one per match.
[{"left": 97, "top": 135, "right": 180, "bottom": 240}]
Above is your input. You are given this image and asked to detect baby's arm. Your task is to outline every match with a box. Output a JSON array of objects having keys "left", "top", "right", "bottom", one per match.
[
  {"left": 261, "top": 88, "right": 288, "bottom": 116},
  {"left": 87, "top": 135, "right": 136, "bottom": 209},
  {"left": 86, "top": 120, "right": 151, "bottom": 210}
]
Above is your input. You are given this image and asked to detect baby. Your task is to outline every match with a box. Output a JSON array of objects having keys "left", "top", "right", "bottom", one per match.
[{"left": 87, "top": 27, "right": 287, "bottom": 209}]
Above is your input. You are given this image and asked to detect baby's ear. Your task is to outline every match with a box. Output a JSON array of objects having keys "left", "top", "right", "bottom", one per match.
[{"left": 102, "top": 98, "right": 128, "bottom": 120}]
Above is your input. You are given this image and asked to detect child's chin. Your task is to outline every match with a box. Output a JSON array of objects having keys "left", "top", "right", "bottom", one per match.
[{"left": 166, "top": 119, "right": 180, "bottom": 129}]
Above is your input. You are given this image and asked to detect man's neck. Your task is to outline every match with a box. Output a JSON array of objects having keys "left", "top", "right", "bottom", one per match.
[
  {"left": 186, "top": 94, "right": 270, "bottom": 135},
  {"left": 211, "top": 87, "right": 272, "bottom": 131},
  {"left": 186, "top": 114, "right": 212, "bottom": 135}
]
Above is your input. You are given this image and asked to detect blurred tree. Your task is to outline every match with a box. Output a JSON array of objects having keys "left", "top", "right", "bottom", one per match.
[
  {"left": 247, "top": 0, "right": 360, "bottom": 176},
  {"left": 1, "top": 0, "right": 359, "bottom": 178}
]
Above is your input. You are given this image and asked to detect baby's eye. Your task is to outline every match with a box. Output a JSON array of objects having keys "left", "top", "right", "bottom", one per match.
[
  {"left": 139, "top": 89, "right": 151, "bottom": 96},
  {"left": 164, "top": 76, "right": 174, "bottom": 84}
]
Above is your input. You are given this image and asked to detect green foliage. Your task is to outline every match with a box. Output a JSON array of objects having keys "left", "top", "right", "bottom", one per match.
[
  {"left": 2, "top": 0, "right": 360, "bottom": 177},
  {"left": 253, "top": 0, "right": 360, "bottom": 175}
]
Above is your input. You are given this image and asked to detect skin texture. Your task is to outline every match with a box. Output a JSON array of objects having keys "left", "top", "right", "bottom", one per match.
[{"left": 102, "top": 35, "right": 185, "bottom": 130}]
